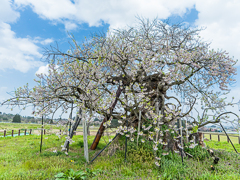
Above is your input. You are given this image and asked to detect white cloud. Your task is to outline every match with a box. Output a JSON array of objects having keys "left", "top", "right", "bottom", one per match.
[
  {"left": 194, "top": 0, "right": 240, "bottom": 66},
  {"left": 0, "top": 0, "right": 20, "bottom": 23},
  {"left": 33, "top": 37, "right": 53, "bottom": 45},
  {"left": 14, "top": 0, "right": 195, "bottom": 30},
  {"left": 64, "top": 21, "right": 78, "bottom": 31},
  {"left": 35, "top": 64, "right": 49, "bottom": 75},
  {"left": 0, "top": 22, "right": 43, "bottom": 73},
  {"left": 35, "top": 64, "right": 59, "bottom": 75}
]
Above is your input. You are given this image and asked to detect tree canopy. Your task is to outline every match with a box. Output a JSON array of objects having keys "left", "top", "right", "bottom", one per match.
[{"left": 2, "top": 18, "right": 239, "bottom": 156}]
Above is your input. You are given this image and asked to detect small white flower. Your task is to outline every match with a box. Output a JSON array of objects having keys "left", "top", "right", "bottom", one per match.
[
  {"left": 174, "top": 150, "right": 179, "bottom": 153},
  {"left": 65, "top": 152, "right": 68, "bottom": 155},
  {"left": 141, "top": 139, "right": 145, "bottom": 143},
  {"left": 53, "top": 150, "right": 57, "bottom": 153},
  {"left": 109, "top": 139, "right": 112, "bottom": 142},
  {"left": 118, "top": 120, "right": 122, "bottom": 123},
  {"left": 155, "top": 157, "right": 161, "bottom": 160},
  {"left": 162, "top": 152, "right": 169, "bottom": 156},
  {"left": 130, "top": 138, "right": 134, "bottom": 142},
  {"left": 155, "top": 161, "right": 160, "bottom": 166},
  {"left": 153, "top": 146, "right": 158, "bottom": 151},
  {"left": 126, "top": 134, "right": 130, "bottom": 137}
]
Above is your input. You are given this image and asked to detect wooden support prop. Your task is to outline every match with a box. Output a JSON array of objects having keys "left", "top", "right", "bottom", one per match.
[
  {"left": 30, "top": 129, "right": 32, "bottom": 135},
  {"left": 185, "top": 151, "right": 193, "bottom": 158},
  {"left": 44, "top": 129, "right": 46, "bottom": 135},
  {"left": 90, "top": 86, "right": 122, "bottom": 150},
  {"left": 63, "top": 108, "right": 82, "bottom": 150},
  {"left": 18, "top": 129, "right": 20, "bottom": 136},
  {"left": 210, "top": 134, "right": 212, "bottom": 140},
  {"left": 137, "top": 111, "right": 141, "bottom": 147},
  {"left": 12, "top": 130, "right": 14, "bottom": 137},
  {"left": 24, "top": 129, "right": 27, "bottom": 135},
  {"left": 4, "top": 130, "right": 6, "bottom": 137},
  {"left": 218, "top": 135, "right": 220, "bottom": 142},
  {"left": 83, "top": 114, "right": 89, "bottom": 163}
]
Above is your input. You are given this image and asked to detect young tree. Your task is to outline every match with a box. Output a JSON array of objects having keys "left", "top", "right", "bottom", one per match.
[
  {"left": 1, "top": 18, "right": 238, "bottom": 161},
  {"left": 13, "top": 114, "right": 21, "bottom": 123}
]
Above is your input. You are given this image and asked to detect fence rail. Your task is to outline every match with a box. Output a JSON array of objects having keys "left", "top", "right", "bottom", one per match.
[{"left": 200, "top": 132, "right": 240, "bottom": 144}]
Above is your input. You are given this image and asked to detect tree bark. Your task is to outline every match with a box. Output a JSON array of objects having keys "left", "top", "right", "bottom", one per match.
[{"left": 90, "top": 86, "right": 122, "bottom": 150}]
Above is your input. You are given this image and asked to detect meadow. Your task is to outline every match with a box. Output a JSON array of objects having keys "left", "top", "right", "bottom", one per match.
[{"left": 0, "top": 124, "right": 240, "bottom": 179}]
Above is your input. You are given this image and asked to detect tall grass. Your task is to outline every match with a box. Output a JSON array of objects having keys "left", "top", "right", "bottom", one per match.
[{"left": 0, "top": 133, "right": 240, "bottom": 179}]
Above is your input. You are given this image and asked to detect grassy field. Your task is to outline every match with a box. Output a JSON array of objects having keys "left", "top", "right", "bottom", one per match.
[
  {"left": 0, "top": 122, "right": 107, "bottom": 137},
  {"left": 1, "top": 133, "right": 240, "bottom": 179},
  {"left": 203, "top": 133, "right": 239, "bottom": 143},
  {"left": 1, "top": 124, "right": 240, "bottom": 179}
]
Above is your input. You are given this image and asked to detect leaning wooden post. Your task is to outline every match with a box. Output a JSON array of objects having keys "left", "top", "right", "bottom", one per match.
[
  {"left": 179, "top": 119, "right": 183, "bottom": 147},
  {"left": 185, "top": 119, "right": 188, "bottom": 143},
  {"left": 137, "top": 110, "right": 142, "bottom": 147},
  {"left": 155, "top": 84, "right": 160, "bottom": 142},
  {"left": 63, "top": 108, "right": 82, "bottom": 150},
  {"left": 40, "top": 115, "right": 44, "bottom": 153},
  {"left": 90, "top": 86, "right": 122, "bottom": 150},
  {"left": 83, "top": 109, "right": 89, "bottom": 163},
  {"left": 67, "top": 103, "right": 73, "bottom": 153}
]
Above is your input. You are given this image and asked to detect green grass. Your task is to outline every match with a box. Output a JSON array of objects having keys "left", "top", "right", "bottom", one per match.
[
  {"left": 0, "top": 133, "right": 240, "bottom": 180},
  {"left": 204, "top": 133, "right": 240, "bottom": 144}
]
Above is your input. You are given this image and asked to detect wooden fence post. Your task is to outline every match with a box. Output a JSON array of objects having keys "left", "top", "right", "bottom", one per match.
[
  {"left": 210, "top": 134, "right": 211, "bottom": 140},
  {"left": 218, "top": 135, "right": 220, "bottom": 142},
  {"left": 24, "top": 129, "right": 27, "bottom": 135},
  {"left": 60, "top": 129, "right": 61, "bottom": 135},
  {"left": 18, "top": 129, "right": 20, "bottom": 136},
  {"left": 4, "top": 130, "right": 6, "bottom": 137},
  {"left": 12, "top": 130, "right": 14, "bottom": 137},
  {"left": 239, "top": 136, "right": 240, "bottom": 144},
  {"left": 30, "top": 129, "right": 32, "bottom": 135},
  {"left": 44, "top": 129, "right": 46, "bottom": 135}
]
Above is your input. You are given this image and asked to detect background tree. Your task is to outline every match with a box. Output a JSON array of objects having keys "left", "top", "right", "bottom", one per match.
[
  {"left": 1, "top": 18, "right": 239, "bottom": 159},
  {"left": 13, "top": 114, "right": 21, "bottom": 123}
]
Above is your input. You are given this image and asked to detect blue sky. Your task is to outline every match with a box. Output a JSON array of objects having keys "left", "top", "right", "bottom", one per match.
[{"left": 0, "top": 0, "right": 239, "bottom": 119}]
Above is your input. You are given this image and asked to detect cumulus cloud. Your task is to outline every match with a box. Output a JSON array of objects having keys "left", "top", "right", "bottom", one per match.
[
  {"left": 14, "top": 0, "right": 195, "bottom": 29},
  {"left": 32, "top": 37, "right": 53, "bottom": 45},
  {"left": 0, "top": 0, "right": 20, "bottom": 23},
  {"left": 0, "top": 0, "right": 55, "bottom": 73},
  {"left": 0, "top": 22, "right": 43, "bottom": 73},
  {"left": 35, "top": 64, "right": 49, "bottom": 75},
  {"left": 194, "top": 0, "right": 240, "bottom": 66},
  {"left": 35, "top": 64, "right": 59, "bottom": 75}
]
